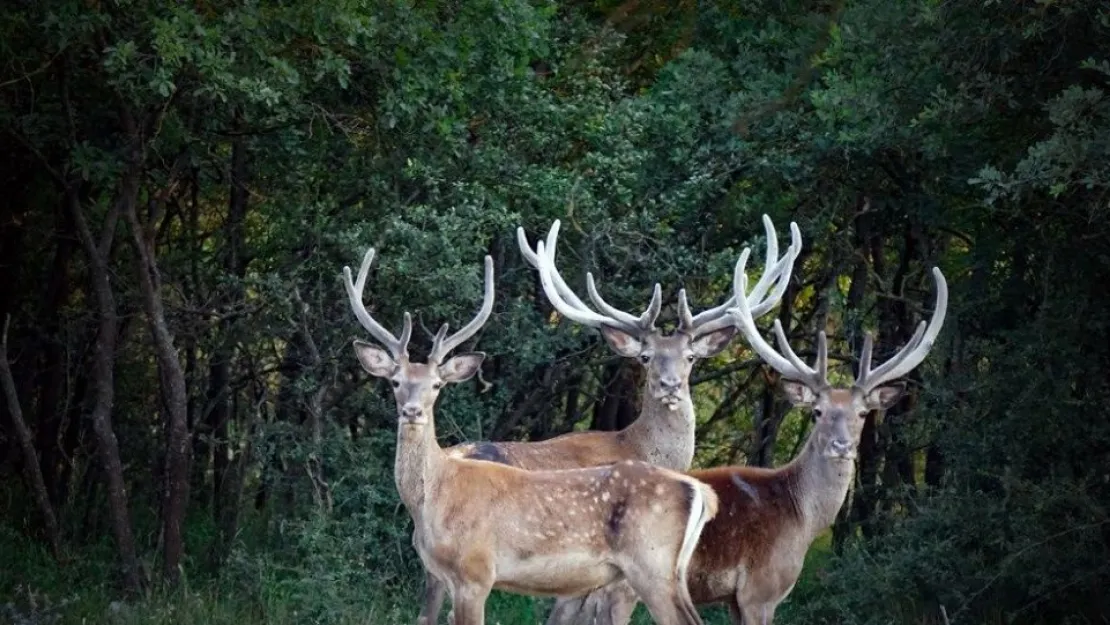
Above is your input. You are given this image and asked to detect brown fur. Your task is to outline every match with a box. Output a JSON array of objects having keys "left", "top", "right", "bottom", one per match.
[
  {"left": 684, "top": 466, "right": 806, "bottom": 603},
  {"left": 449, "top": 430, "right": 630, "bottom": 470}
]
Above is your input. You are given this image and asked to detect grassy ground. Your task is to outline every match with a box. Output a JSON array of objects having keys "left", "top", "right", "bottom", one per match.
[{"left": 1, "top": 523, "right": 834, "bottom": 625}]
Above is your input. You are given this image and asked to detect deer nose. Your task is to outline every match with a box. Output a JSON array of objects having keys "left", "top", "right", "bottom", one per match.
[
  {"left": 828, "top": 439, "right": 853, "bottom": 457},
  {"left": 660, "top": 375, "right": 682, "bottom": 392},
  {"left": 401, "top": 405, "right": 423, "bottom": 420}
]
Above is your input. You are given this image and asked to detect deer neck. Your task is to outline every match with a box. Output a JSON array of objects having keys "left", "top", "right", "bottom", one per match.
[
  {"left": 394, "top": 413, "right": 447, "bottom": 516},
  {"left": 789, "top": 431, "right": 856, "bottom": 539},
  {"left": 620, "top": 389, "right": 696, "bottom": 471}
]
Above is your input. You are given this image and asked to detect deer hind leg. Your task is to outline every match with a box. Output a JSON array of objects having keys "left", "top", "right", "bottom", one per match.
[
  {"left": 417, "top": 572, "right": 447, "bottom": 625},
  {"left": 621, "top": 569, "right": 703, "bottom": 625},
  {"left": 725, "top": 598, "right": 744, "bottom": 625},
  {"left": 593, "top": 580, "right": 640, "bottom": 625},
  {"left": 445, "top": 582, "right": 491, "bottom": 625},
  {"left": 738, "top": 603, "right": 775, "bottom": 625}
]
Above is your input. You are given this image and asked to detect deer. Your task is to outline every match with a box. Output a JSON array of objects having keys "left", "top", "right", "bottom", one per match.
[
  {"left": 343, "top": 248, "right": 721, "bottom": 625},
  {"left": 600, "top": 251, "right": 949, "bottom": 625},
  {"left": 405, "top": 216, "right": 800, "bottom": 625}
]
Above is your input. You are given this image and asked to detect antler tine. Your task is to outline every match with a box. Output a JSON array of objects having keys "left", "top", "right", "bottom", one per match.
[
  {"left": 517, "top": 222, "right": 591, "bottom": 311},
  {"left": 726, "top": 254, "right": 818, "bottom": 384},
  {"left": 534, "top": 240, "right": 639, "bottom": 332},
  {"left": 749, "top": 221, "right": 803, "bottom": 317},
  {"left": 342, "top": 248, "right": 405, "bottom": 359},
  {"left": 640, "top": 283, "right": 662, "bottom": 329},
  {"left": 525, "top": 221, "right": 644, "bottom": 335},
  {"left": 429, "top": 255, "right": 496, "bottom": 364},
  {"left": 677, "top": 289, "right": 696, "bottom": 330},
  {"left": 585, "top": 272, "right": 650, "bottom": 329},
  {"left": 684, "top": 217, "right": 802, "bottom": 335},
  {"left": 815, "top": 330, "right": 828, "bottom": 384},
  {"left": 770, "top": 319, "right": 824, "bottom": 388},
  {"left": 398, "top": 312, "right": 413, "bottom": 359},
  {"left": 855, "top": 267, "right": 949, "bottom": 391},
  {"left": 857, "top": 332, "right": 875, "bottom": 379},
  {"left": 428, "top": 322, "right": 450, "bottom": 363},
  {"left": 743, "top": 214, "right": 782, "bottom": 306}
]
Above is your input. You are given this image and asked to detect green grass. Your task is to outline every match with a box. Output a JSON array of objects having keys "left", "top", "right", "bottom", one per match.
[{"left": 1, "top": 522, "right": 835, "bottom": 625}]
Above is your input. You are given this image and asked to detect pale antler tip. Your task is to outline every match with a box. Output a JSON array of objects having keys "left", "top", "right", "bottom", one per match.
[{"left": 790, "top": 222, "right": 802, "bottom": 250}]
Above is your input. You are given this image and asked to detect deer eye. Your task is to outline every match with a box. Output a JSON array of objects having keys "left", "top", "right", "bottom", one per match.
[
  {"left": 390, "top": 380, "right": 401, "bottom": 389},
  {"left": 433, "top": 382, "right": 443, "bottom": 390},
  {"left": 686, "top": 354, "right": 696, "bottom": 363},
  {"left": 812, "top": 408, "right": 823, "bottom": 421},
  {"left": 639, "top": 354, "right": 651, "bottom": 364}
]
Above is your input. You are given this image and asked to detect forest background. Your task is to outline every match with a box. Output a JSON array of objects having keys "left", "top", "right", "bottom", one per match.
[{"left": 1, "top": 0, "right": 1108, "bottom": 624}]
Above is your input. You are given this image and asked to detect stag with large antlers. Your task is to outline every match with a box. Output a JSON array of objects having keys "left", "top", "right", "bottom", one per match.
[
  {"left": 344, "top": 249, "right": 720, "bottom": 625},
  {"left": 441, "top": 217, "right": 800, "bottom": 625},
  {"left": 603, "top": 255, "right": 949, "bottom": 625}
]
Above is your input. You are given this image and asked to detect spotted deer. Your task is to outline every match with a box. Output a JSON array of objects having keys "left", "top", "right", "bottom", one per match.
[
  {"left": 603, "top": 256, "right": 949, "bottom": 625},
  {"left": 344, "top": 249, "right": 721, "bottom": 625},
  {"left": 428, "top": 217, "right": 800, "bottom": 625}
]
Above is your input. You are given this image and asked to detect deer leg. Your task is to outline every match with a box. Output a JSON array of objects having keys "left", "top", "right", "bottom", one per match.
[
  {"left": 544, "top": 595, "right": 591, "bottom": 625},
  {"left": 738, "top": 603, "right": 774, "bottom": 625},
  {"left": 446, "top": 582, "right": 490, "bottom": 625},
  {"left": 595, "top": 580, "right": 640, "bottom": 625},
  {"left": 417, "top": 572, "right": 447, "bottom": 625},
  {"left": 725, "top": 598, "right": 744, "bottom": 625},
  {"left": 621, "top": 572, "right": 702, "bottom": 625}
]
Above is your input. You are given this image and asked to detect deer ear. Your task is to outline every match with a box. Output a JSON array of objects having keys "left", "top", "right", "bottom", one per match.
[
  {"left": 439, "top": 352, "right": 486, "bottom": 383},
  {"left": 690, "top": 326, "right": 738, "bottom": 358},
  {"left": 781, "top": 380, "right": 818, "bottom": 406},
  {"left": 866, "top": 382, "right": 906, "bottom": 411},
  {"left": 600, "top": 325, "right": 643, "bottom": 358},
  {"left": 353, "top": 340, "right": 396, "bottom": 378}
]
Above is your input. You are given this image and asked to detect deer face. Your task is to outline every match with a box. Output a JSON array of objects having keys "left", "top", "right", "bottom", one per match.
[
  {"left": 599, "top": 325, "right": 737, "bottom": 410},
  {"left": 353, "top": 340, "right": 485, "bottom": 426},
  {"left": 781, "top": 381, "right": 906, "bottom": 460}
]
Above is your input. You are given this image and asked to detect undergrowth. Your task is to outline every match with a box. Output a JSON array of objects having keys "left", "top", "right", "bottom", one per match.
[{"left": 0, "top": 519, "right": 836, "bottom": 625}]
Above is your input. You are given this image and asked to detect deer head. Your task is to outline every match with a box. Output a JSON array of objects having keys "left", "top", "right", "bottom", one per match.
[
  {"left": 518, "top": 217, "right": 801, "bottom": 411},
  {"left": 729, "top": 260, "right": 948, "bottom": 461},
  {"left": 343, "top": 249, "right": 494, "bottom": 426}
]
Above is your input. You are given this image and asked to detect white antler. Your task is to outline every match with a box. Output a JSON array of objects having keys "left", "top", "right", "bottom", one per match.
[
  {"left": 343, "top": 248, "right": 412, "bottom": 360},
  {"left": 727, "top": 251, "right": 828, "bottom": 390},
  {"left": 428, "top": 256, "right": 496, "bottom": 364},
  {"left": 687, "top": 216, "right": 803, "bottom": 336},
  {"left": 853, "top": 267, "right": 948, "bottom": 392},
  {"left": 521, "top": 220, "right": 652, "bottom": 335}
]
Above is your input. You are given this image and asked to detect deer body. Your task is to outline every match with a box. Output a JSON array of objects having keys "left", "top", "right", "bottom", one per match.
[
  {"left": 449, "top": 393, "right": 696, "bottom": 471},
  {"left": 345, "top": 249, "right": 722, "bottom": 625},
  {"left": 685, "top": 428, "right": 854, "bottom": 612}
]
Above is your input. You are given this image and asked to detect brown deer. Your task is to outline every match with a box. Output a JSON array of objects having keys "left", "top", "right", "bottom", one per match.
[
  {"left": 603, "top": 256, "right": 949, "bottom": 625},
  {"left": 344, "top": 249, "right": 721, "bottom": 625},
  {"left": 425, "top": 217, "right": 800, "bottom": 625}
]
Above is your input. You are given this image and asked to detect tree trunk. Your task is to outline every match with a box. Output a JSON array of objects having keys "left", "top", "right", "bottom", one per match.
[
  {"left": 0, "top": 316, "right": 64, "bottom": 559},
  {"left": 67, "top": 183, "right": 145, "bottom": 592},
  {"left": 124, "top": 189, "right": 191, "bottom": 586},
  {"left": 834, "top": 203, "right": 875, "bottom": 551},
  {"left": 34, "top": 207, "right": 76, "bottom": 508},
  {"left": 590, "top": 361, "right": 640, "bottom": 431},
  {"left": 209, "top": 133, "right": 250, "bottom": 557}
]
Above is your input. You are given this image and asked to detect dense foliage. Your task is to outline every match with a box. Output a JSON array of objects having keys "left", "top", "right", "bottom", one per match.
[{"left": 1, "top": 0, "right": 1107, "bottom": 623}]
